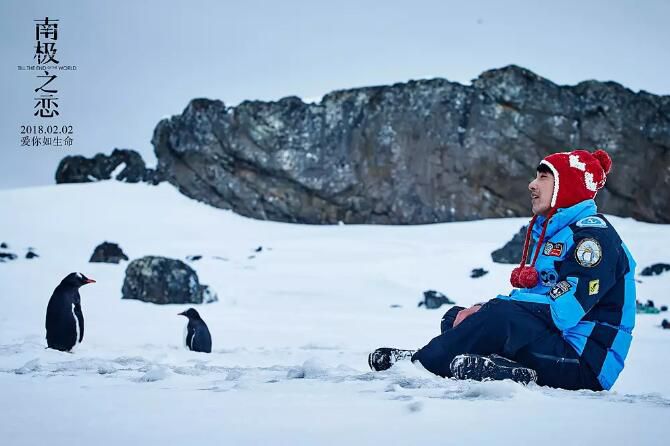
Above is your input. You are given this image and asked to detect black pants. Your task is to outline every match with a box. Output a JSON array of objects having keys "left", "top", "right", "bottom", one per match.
[{"left": 413, "top": 299, "right": 602, "bottom": 391}]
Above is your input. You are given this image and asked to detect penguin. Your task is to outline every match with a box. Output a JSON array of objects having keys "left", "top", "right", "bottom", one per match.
[
  {"left": 178, "top": 308, "right": 212, "bottom": 353},
  {"left": 45, "top": 272, "right": 96, "bottom": 351}
]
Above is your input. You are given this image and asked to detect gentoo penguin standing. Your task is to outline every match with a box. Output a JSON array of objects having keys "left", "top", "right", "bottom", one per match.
[
  {"left": 178, "top": 308, "right": 212, "bottom": 353},
  {"left": 45, "top": 272, "right": 96, "bottom": 351}
]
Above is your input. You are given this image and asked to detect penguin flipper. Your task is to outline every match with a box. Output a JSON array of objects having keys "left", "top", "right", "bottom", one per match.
[
  {"left": 185, "top": 325, "right": 195, "bottom": 351},
  {"left": 73, "top": 302, "right": 84, "bottom": 343}
]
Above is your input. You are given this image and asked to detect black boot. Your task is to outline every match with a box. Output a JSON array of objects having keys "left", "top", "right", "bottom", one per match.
[
  {"left": 449, "top": 354, "right": 538, "bottom": 385},
  {"left": 368, "top": 348, "right": 416, "bottom": 371}
]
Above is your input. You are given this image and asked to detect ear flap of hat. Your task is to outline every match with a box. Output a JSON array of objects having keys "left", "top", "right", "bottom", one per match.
[{"left": 539, "top": 159, "right": 560, "bottom": 208}]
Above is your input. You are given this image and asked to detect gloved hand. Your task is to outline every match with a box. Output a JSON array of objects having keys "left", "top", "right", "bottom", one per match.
[{"left": 453, "top": 305, "right": 482, "bottom": 328}]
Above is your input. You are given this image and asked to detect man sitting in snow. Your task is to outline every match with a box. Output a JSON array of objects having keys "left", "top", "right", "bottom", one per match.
[{"left": 369, "top": 149, "right": 636, "bottom": 391}]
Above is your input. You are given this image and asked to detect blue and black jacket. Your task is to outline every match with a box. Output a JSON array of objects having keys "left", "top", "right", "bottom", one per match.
[{"left": 497, "top": 199, "right": 636, "bottom": 390}]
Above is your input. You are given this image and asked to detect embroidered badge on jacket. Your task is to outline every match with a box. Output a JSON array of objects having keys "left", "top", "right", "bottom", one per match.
[
  {"left": 540, "top": 269, "right": 558, "bottom": 287},
  {"left": 589, "top": 279, "right": 600, "bottom": 295},
  {"left": 575, "top": 238, "right": 602, "bottom": 268},
  {"left": 576, "top": 216, "right": 607, "bottom": 228},
  {"left": 543, "top": 242, "right": 564, "bottom": 257},
  {"left": 549, "top": 281, "right": 572, "bottom": 300}
]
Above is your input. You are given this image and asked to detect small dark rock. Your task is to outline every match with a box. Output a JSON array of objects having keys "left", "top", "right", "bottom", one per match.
[
  {"left": 470, "top": 268, "right": 489, "bottom": 279},
  {"left": 25, "top": 250, "right": 39, "bottom": 259},
  {"left": 636, "top": 299, "right": 660, "bottom": 314},
  {"left": 390, "top": 304, "right": 402, "bottom": 308},
  {"left": 90, "top": 242, "right": 129, "bottom": 264},
  {"left": 122, "top": 256, "right": 215, "bottom": 305},
  {"left": 0, "top": 242, "right": 7, "bottom": 249},
  {"left": 640, "top": 263, "right": 670, "bottom": 276},
  {"left": 0, "top": 252, "right": 18, "bottom": 262},
  {"left": 491, "top": 226, "right": 535, "bottom": 264},
  {"left": 661, "top": 305, "right": 668, "bottom": 312},
  {"left": 662, "top": 319, "right": 670, "bottom": 330},
  {"left": 255, "top": 246, "right": 263, "bottom": 253},
  {"left": 186, "top": 255, "right": 203, "bottom": 262},
  {"left": 200, "top": 285, "right": 218, "bottom": 303},
  {"left": 418, "top": 290, "right": 455, "bottom": 310}
]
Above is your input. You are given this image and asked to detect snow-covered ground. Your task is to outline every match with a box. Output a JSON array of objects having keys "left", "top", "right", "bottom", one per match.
[{"left": 0, "top": 182, "right": 668, "bottom": 445}]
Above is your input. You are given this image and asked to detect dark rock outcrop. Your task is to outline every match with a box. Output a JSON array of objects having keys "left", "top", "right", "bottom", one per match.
[
  {"left": 491, "top": 225, "right": 535, "bottom": 264},
  {"left": 121, "top": 256, "right": 217, "bottom": 304},
  {"left": 55, "top": 148, "right": 163, "bottom": 185},
  {"left": 152, "top": 65, "right": 670, "bottom": 224},
  {"left": 418, "top": 290, "right": 455, "bottom": 309},
  {"left": 0, "top": 252, "right": 18, "bottom": 262},
  {"left": 25, "top": 249, "right": 38, "bottom": 259},
  {"left": 640, "top": 263, "right": 670, "bottom": 276},
  {"left": 470, "top": 268, "right": 489, "bottom": 278},
  {"left": 90, "top": 242, "right": 129, "bottom": 264}
]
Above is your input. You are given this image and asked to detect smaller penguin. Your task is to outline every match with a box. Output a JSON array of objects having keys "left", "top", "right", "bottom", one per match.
[
  {"left": 179, "top": 308, "right": 212, "bottom": 353},
  {"left": 45, "top": 272, "right": 96, "bottom": 352}
]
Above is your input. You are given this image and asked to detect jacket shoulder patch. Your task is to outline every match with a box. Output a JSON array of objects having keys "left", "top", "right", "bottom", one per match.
[
  {"left": 576, "top": 216, "right": 607, "bottom": 228},
  {"left": 575, "top": 238, "right": 603, "bottom": 268}
]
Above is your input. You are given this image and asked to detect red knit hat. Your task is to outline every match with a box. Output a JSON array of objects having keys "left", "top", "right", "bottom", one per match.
[
  {"left": 538, "top": 149, "right": 612, "bottom": 209},
  {"left": 510, "top": 149, "right": 612, "bottom": 289}
]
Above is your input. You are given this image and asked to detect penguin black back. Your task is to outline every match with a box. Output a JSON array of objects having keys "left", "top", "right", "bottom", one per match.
[
  {"left": 178, "top": 308, "right": 212, "bottom": 353},
  {"left": 45, "top": 272, "right": 95, "bottom": 351}
]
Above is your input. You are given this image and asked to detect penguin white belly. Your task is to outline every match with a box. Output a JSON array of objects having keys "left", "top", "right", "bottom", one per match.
[
  {"left": 71, "top": 303, "right": 80, "bottom": 347},
  {"left": 183, "top": 323, "right": 189, "bottom": 349}
]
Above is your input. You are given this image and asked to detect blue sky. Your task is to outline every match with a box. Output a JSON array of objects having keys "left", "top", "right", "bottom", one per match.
[{"left": 1, "top": 0, "right": 668, "bottom": 189}]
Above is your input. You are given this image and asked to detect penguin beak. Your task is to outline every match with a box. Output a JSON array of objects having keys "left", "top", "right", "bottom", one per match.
[
  {"left": 178, "top": 311, "right": 185, "bottom": 316},
  {"left": 84, "top": 278, "right": 96, "bottom": 284}
]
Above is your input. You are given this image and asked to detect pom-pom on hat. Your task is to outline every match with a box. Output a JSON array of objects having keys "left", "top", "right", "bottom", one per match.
[{"left": 538, "top": 149, "right": 612, "bottom": 209}]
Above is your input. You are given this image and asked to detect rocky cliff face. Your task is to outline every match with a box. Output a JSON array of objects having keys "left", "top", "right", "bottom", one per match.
[{"left": 135, "top": 66, "right": 670, "bottom": 223}]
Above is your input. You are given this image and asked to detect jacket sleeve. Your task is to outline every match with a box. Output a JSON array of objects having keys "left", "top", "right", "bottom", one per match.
[{"left": 498, "top": 228, "right": 620, "bottom": 331}]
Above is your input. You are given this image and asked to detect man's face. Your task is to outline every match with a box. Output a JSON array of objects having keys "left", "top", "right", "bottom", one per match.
[{"left": 528, "top": 170, "right": 554, "bottom": 216}]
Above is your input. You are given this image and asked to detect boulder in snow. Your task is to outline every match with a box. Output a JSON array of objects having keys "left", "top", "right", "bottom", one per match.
[
  {"left": 55, "top": 148, "right": 163, "bottom": 185},
  {"left": 491, "top": 225, "right": 535, "bottom": 264},
  {"left": 90, "top": 242, "right": 129, "bottom": 264},
  {"left": 121, "top": 256, "right": 216, "bottom": 304}
]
